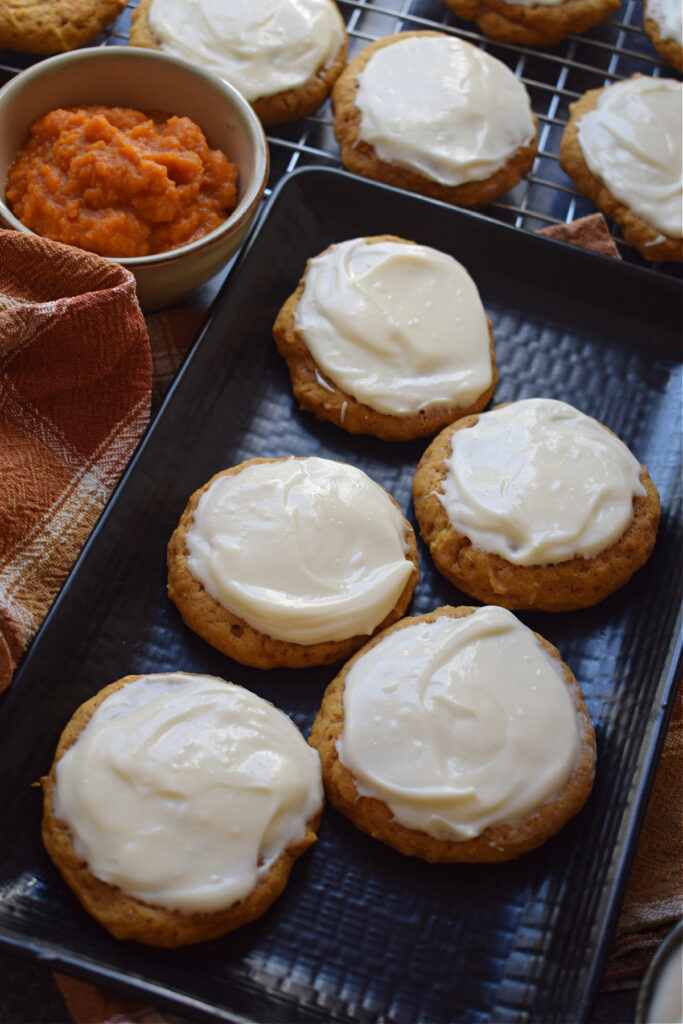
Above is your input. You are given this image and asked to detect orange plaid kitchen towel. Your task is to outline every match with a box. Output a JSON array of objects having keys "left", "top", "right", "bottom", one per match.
[{"left": 0, "top": 229, "right": 152, "bottom": 692}]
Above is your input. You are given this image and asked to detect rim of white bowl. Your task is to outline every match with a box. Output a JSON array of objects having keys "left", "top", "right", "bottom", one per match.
[
  {"left": 0, "top": 46, "right": 270, "bottom": 267},
  {"left": 634, "top": 920, "right": 683, "bottom": 1024}
]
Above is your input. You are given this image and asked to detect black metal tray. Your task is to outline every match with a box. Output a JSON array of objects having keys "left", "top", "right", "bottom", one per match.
[{"left": 0, "top": 167, "right": 681, "bottom": 1024}]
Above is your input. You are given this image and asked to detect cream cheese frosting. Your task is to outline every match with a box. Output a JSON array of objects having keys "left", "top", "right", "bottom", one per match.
[
  {"left": 337, "top": 606, "right": 581, "bottom": 840},
  {"left": 294, "top": 238, "right": 493, "bottom": 416},
  {"left": 439, "top": 398, "right": 646, "bottom": 566},
  {"left": 147, "top": 0, "right": 346, "bottom": 101},
  {"left": 354, "top": 35, "right": 536, "bottom": 186},
  {"left": 646, "top": 0, "right": 683, "bottom": 46},
  {"left": 185, "top": 457, "right": 414, "bottom": 644},
  {"left": 577, "top": 76, "right": 683, "bottom": 238},
  {"left": 53, "top": 673, "right": 323, "bottom": 913}
]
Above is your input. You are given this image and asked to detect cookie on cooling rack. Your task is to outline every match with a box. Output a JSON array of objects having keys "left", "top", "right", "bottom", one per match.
[
  {"left": 0, "top": 0, "right": 126, "bottom": 53},
  {"left": 167, "top": 456, "right": 419, "bottom": 669},
  {"left": 130, "top": 0, "right": 348, "bottom": 125},
  {"left": 273, "top": 235, "right": 497, "bottom": 441},
  {"left": 438, "top": 0, "right": 620, "bottom": 47},
  {"left": 559, "top": 74, "right": 682, "bottom": 262},
  {"left": 42, "top": 672, "right": 324, "bottom": 946},
  {"left": 412, "top": 398, "right": 661, "bottom": 612},
  {"left": 643, "top": 0, "right": 683, "bottom": 71},
  {"left": 310, "top": 604, "right": 597, "bottom": 862},
  {"left": 332, "top": 31, "right": 538, "bottom": 208}
]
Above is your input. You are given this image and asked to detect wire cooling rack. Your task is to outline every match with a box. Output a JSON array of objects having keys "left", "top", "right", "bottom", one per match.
[{"left": 1, "top": 0, "right": 681, "bottom": 276}]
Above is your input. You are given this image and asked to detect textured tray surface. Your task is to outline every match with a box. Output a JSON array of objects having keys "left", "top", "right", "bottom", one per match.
[{"left": 0, "top": 169, "right": 681, "bottom": 1024}]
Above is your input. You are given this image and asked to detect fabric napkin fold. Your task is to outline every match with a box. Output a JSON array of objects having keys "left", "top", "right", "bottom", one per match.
[
  {"left": 537, "top": 212, "right": 622, "bottom": 258},
  {"left": 0, "top": 229, "right": 152, "bottom": 693}
]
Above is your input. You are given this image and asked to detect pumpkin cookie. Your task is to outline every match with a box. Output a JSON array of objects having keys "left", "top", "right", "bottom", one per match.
[
  {"left": 439, "top": 0, "right": 620, "bottom": 47},
  {"left": 332, "top": 32, "right": 538, "bottom": 208},
  {"left": 643, "top": 0, "right": 683, "bottom": 71},
  {"left": 310, "top": 605, "right": 596, "bottom": 862},
  {"left": 167, "top": 456, "right": 419, "bottom": 668},
  {"left": 559, "top": 75, "right": 682, "bottom": 262},
  {"left": 273, "top": 235, "right": 497, "bottom": 441},
  {"left": 42, "top": 672, "right": 324, "bottom": 946},
  {"left": 412, "top": 398, "right": 660, "bottom": 612},
  {"left": 0, "top": 0, "right": 126, "bottom": 53},
  {"left": 130, "top": 0, "right": 348, "bottom": 125}
]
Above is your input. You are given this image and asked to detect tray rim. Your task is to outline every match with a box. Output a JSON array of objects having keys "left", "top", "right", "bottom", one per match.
[
  {"left": 4, "top": 165, "right": 681, "bottom": 714},
  {"left": 580, "top": 621, "right": 683, "bottom": 1019},
  {"left": 0, "top": 165, "right": 681, "bottom": 1024}
]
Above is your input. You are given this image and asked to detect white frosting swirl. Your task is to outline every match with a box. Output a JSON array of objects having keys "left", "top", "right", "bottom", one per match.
[
  {"left": 439, "top": 398, "right": 646, "bottom": 566},
  {"left": 647, "top": 0, "right": 683, "bottom": 46},
  {"left": 185, "top": 457, "right": 414, "bottom": 644},
  {"left": 53, "top": 673, "right": 323, "bottom": 913},
  {"left": 148, "top": 0, "right": 346, "bottom": 101},
  {"left": 294, "top": 238, "right": 493, "bottom": 416},
  {"left": 577, "top": 76, "right": 683, "bottom": 238},
  {"left": 354, "top": 35, "right": 536, "bottom": 186},
  {"left": 338, "top": 607, "right": 581, "bottom": 840}
]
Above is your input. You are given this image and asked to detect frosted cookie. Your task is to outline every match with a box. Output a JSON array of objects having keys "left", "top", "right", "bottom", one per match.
[
  {"left": 332, "top": 32, "right": 538, "bottom": 208},
  {"left": 643, "top": 0, "right": 683, "bottom": 71},
  {"left": 167, "top": 456, "right": 419, "bottom": 668},
  {"left": 559, "top": 76, "right": 683, "bottom": 262},
  {"left": 272, "top": 235, "right": 497, "bottom": 441},
  {"left": 310, "top": 605, "right": 596, "bottom": 862},
  {"left": 42, "top": 672, "right": 324, "bottom": 946},
  {"left": 412, "top": 398, "right": 660, "bottom": 612},
  {"left": 130, "top": 0, "right": 348, "bottom": 125},
  {"left": 0, "top": 0, "right": 126, "bottom": 52},
  {"left": 440, "top": 0, "right": 619, "bottom": 47}
]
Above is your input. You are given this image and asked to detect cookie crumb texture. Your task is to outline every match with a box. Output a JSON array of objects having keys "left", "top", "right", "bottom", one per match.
[
  {"left": 42, "top": 674, "right": 323, "bottom": 946},
  {"left": 643, "top": 0, "right": 683, "bottom": 71},
  {"left": 559, "top": 78, "right": 683, "bottom": 262},
  {"left": 310, "top": 606, "right": 597, "bottom": 862},
  {"left": 440, "top": 0, "right": 620, "bottom": 47},
  {"left": 0, "top": 0, "right": 127, "bottom": 53},
  {"left": 167, "top": 458, "right": 420, "bottom": 668},
  {"left": 332, "top": 32, "right": 538, "bottom": 208},
  {"left": 273, "top": 235, "right": 498, "bottom": 441},
  {"left": 412, "top": 409, "right": 660, "bottom": 611},
  {"left": 130, "top": 0, "right": 348, "bottom": 125}
]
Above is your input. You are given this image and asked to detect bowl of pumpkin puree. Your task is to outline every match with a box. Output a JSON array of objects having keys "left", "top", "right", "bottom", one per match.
[{"left": 0, "top": 46, "right": 269, "bottom": 310}]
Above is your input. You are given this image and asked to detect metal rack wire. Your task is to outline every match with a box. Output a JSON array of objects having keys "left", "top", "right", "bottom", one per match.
[{"left": 1, "top": 0, "right": 681, "bottom": 276}]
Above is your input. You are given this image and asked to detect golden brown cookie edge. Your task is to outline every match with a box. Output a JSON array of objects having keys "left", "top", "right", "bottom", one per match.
[
  {"left": 642, "top": 0, "right": 683, "bottom": 71},
  {"left": 411, "top": 409, "right": 661, "bottom": 612},
  {"left": 41, "top": 672, "right": 322, "bottom": 947},
  {"left": 440, "top": 0, "right": 620, "bottom": 46},
  {"left": 309, "top": 605, "right": 597, "bottom": 862},
  {"left": 167, "top": 457, "right": 420, "bottom": 668},
  {"left": 130, "top": 0, "right": 348, "bottom": 125},
  {"left": 559, "top": 79, "right": 683, "bottom": 262},
  {"left": 272, "top": 234, "right": 498, "bottom": 441},
  {"left": 332, "top": 31, "right": 539, "bottom": 208},
  {"left": 0, "top": 0, "right": 127, "bottom": 54}
]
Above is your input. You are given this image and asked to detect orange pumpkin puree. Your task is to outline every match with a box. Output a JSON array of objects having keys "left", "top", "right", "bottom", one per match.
[{"left": 6, "top": 105, "right": 238, "bottom": 258}]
